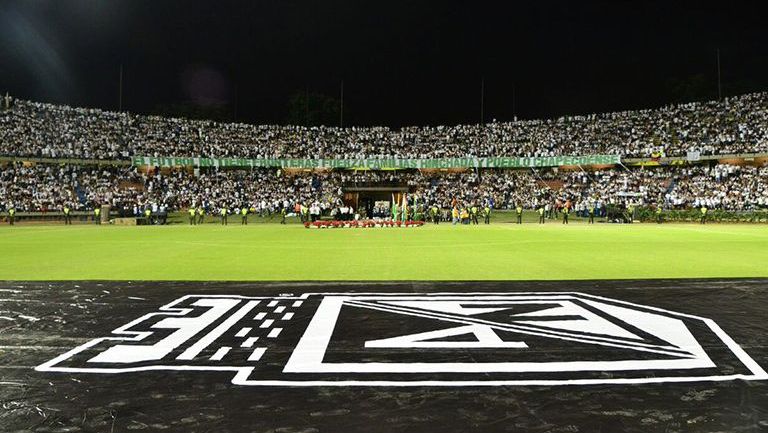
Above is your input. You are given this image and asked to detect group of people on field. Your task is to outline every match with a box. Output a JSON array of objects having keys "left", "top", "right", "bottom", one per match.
[{"left": 2, "top": 160, "right": 766, "bottom": 226}]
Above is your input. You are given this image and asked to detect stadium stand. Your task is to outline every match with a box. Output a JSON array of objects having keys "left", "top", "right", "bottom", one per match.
[
  {"left": 1, "top": 162, "right": 766, "bottom": 216},
  {"left": 1, "top": 93, "right": 767, "bottom": 221},
  {"left": 1, "top": 93, "right": 768, "bottom": 160}
]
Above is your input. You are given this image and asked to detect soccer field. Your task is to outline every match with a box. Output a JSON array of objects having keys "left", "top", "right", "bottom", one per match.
[{"left": 1, "top": 222, "right": 766, "bottom": 280}]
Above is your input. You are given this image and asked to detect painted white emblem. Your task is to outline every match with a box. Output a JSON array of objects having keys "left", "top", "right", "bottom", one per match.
[{"left": 36, "top": 292, "right": 767, "bottom": 386}]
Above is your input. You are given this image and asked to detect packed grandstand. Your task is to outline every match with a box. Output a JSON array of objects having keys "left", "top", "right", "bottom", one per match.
[{"left": 1, "top": 92, "right": 767, "bottom": 221}]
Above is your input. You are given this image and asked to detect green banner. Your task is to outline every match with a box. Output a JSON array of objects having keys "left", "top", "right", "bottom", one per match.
[{"left": 131, "top": 155, "right": 620, "bottom": 169}]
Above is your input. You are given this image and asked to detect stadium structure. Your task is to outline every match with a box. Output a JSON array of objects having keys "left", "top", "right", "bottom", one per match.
[
  {"left": 1, "top": 90, "right": 767, "bottom": 433},
  {"left": 1, "top": 92, "right": 767, "bottom": 225}
]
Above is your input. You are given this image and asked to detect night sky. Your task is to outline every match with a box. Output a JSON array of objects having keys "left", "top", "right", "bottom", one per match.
[{"left": 1, "top": 1, "right": 767, "bottom": 127}]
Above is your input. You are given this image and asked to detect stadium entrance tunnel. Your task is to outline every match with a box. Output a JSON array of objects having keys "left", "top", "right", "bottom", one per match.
[
  {"left": 342, "top": 184, "right": 409, "bottom": 218},
  {"left": 2, "top": 279, "right": 767, "bottom": 432}
]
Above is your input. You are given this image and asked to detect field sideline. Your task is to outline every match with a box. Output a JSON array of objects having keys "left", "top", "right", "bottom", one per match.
[{"left": 1, "top": 221, "right": 766, "bottom": 280}]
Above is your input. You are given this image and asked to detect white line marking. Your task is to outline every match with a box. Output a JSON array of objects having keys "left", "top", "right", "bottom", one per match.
[
  {"left": 89, "top": 298, "right": 241, "bottom": 364},
  {"left": 281, "top": 312, "right": 294, "bottom": 321},
  {"left": 267, "top": 301, "right": 279, "bottom": 307},
  {"left": 259, "top": 319, "right": 274, "bottom": 329},
  {"left": 267, "top": 328, "right": 283, "bottom": 338},
  {"left": 177, "top": 300, "right": 260, "bottom": 360},
  {"left": 292, "top": 301, "right": 303, "bottom": 307},
  {"left": 274, "top": 306, "right": 286, "bottom": 314},
  {"left": 248, "top": 347, "right": 267, "bottom": 362},
  {"left": 34, "top": 292, "right": 768, "bottom": 387},
  {"left": 345, "top": 300, "right": 693, "bottom": 358},
  {"left": 231, "top": 372, "right": 768, "bottom": 387},
  {"left": 210, "top": 347, "right": 231, "bottom": 361},
  {"left": 241, "top": 337, "right": 259, "bottom": 348},
  {"left": 235, "top": 327, "right": 251, "bottom": 338},
  {"left": 254, "top": 312, "right": 267, "bottom": 320}
]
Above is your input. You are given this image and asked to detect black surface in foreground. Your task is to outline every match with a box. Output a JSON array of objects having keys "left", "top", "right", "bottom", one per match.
[{"left": 1, "top": 279, "right": 767, "bottom": 433}]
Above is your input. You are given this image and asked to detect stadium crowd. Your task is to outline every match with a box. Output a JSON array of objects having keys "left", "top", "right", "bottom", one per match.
[
  {"left": 2, "top": 93, "right": 768, "bottom": 160},
  {"left": 2, "top": 163, "right": 766, "bottom": 218}
]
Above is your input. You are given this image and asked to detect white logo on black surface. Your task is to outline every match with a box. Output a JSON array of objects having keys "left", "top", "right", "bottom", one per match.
[{"left": 36, "top": 292, "right": 768, "bottom": 386}]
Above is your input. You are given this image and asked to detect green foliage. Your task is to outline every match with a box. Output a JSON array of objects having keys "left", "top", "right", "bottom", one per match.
[
  {"left": 286, "top": 91, "right": 341, "bottom": 126},
  {"left": 635, "top": 207, "right": 768, "bottom": 223},
  {"left": 150, "top": 102, "right": 233, "bottom": 122}
]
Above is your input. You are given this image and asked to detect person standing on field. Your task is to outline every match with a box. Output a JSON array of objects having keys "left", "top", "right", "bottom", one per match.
[
  {"left": 189, "top": 207, "right": 196, "bottom": 225},
  {"left": 700, "top": 206, "right": 708, "bottom": 224},
  {"left": 300, "top": 203, "right": 309, "bottom": 223},
  {"left": 197, "top": 206, "right": 205, "bottom": 224},
  {"left": 562, "top": 205, "right": 569, "bottom": 224},
  {"left": 470, "top": 205, "right": 479, "bottom": 225},
  {"left": 7, "top": 205, "right": 15, "bottom": 225},
  {"left": 94, "top": 206, "right": 101, "bottom": 224},
  {"left": 220, "top": 206, "right": 228, "bottom": 225},
  {"left": 460, "top": 207, "right": 470, "bottom": 224},
  {"left": 241, "top": 207, "right": 248, "bottom": 225},
  {"left": 483, "top": 204, "right": 491, "bottom": 224},
  {"left": 588, "top": 203, "right": 595, "bottom": 224},
  {"left": 280, "top": 206, "right": 287, "bottom": 224},
  {"left": 63, "top": 204, "right": 72, "bottom": 225},
  {"left": 516, "top": 204, "right": 523, "bottom": 224},
  {"left": 538, "top": 205, "right": 545, "bottom": 224},
  {"left": 656, "top": 205, "right": 663, "bottom": 224}
]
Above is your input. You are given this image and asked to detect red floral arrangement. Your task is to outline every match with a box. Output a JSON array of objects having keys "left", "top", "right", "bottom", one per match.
[{"left": 304, "top": 220, "right": 425, "bottom": 229}]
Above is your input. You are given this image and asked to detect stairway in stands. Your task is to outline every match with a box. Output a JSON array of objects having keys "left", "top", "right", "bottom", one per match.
[
  {"left": 664, "top": 178, "right": 677, "bottom": 195},
  {"left": 74, "top": 185, "right": 87, "bottom": 206},
  {"left": 538, "top": 179, "right": 564, "bottom": 190}
]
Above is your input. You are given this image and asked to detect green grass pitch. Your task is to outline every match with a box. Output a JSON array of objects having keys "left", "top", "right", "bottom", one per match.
[{"left": 1, "top": 218, "right": 766, "bottom": 281}]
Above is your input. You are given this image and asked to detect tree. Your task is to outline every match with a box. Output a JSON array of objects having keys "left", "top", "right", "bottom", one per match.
[
  {"left": 151, "top": 102, "right": 233, "bottom": 122},
  {"left": 286, "top": 91, "right": 341, "bottom": 126},
  {"left": 664, "top": 74, "right": 715, "bottom": 103}
]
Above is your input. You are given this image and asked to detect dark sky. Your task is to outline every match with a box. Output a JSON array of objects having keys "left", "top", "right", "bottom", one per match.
[{"left": 1, "top": 1, "right": 767, "bottom": 127}]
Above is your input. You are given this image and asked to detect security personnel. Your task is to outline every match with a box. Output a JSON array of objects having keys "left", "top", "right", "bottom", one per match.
[
  {"left": 656, "top": 205, "right": 663, "bottom": 224},
  {"left": 470, "top": 205, "right": 479, "bottom": 225},
  {"left": 7, "top": 206, "right": 15, "bottom": 225},
  {"left": 280, "top": 206, "right": 287, "bottom": 224},
  {"left": 144, "top": 207, "right": 151, "bottom": 225},
  {"left": 562, "top": 205, "right": 570, "bottom": 224},
  {"left": 189, "top": 207, "right": 197, "bottom": 225},
  {"left": 63, "top": 205, "right": 72, "bottom": 225},
  {"left": 300, "top": 204, "right": 309, "bottom": 223},
  {"left": 483, "top": 205, "right": 491, "bottom": 224},
  {"left": 220, "top": 206, "right": 228, "bottom": 225},
  {"left": 626, "top": 204, "right": 634, "bottom": 224},
  {"left": 538, "top": 206, "right": 545, "bottom": 224},
  {"left": 241, "top": 207, "right": 248, "bottom": 225},
  {"left": 460, "top": 207, "right": 470, "bottom": 224},
  {"left": 431, "top": 205, "right": 440, "bottom": 224},
  {"left": 700, "top": 206, "right": 708, "bottom": 224},
  {"left": 588, "top": 203, "right": 595, "bottom": 224},
  {"left": 515, "top": 204, "right": 523, "bottom": 224},
  {"left": 197, "top": 206, "right": 205, "bottom": 225},
  {"left": 94, "top": 206, "right": 101, "bottom": 224}
]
